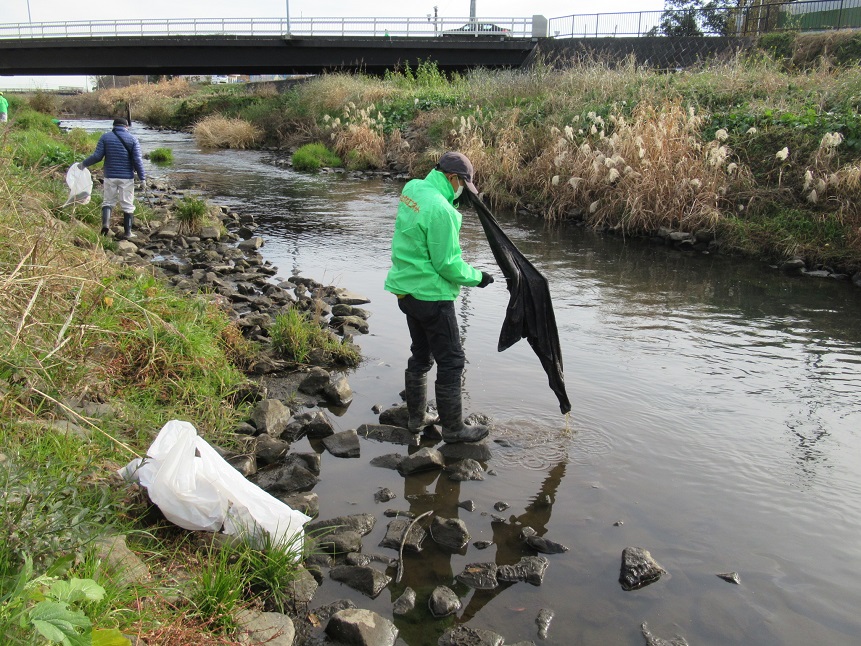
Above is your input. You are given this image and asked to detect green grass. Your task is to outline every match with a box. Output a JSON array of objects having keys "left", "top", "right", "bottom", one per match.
[
  {"left": 148, "top": 147, "right": 174, "bottom": 163},
  {"left": 271, "top": 306, "right": 360, "bottom": 367},
  {"left": 173, "top": 195, "right": 209, "bottom": 233},
  {"left": 291, "top": 143, "right": 342, "bottom": 171}
]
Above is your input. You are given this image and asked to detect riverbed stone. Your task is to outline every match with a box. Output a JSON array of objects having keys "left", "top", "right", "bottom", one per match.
[
  {"left": 235, "top": 609, "right": 295, "bottom": 646},
  {"left": 456, "top": 562, "right": 498, "bottom": 590},
  {"left": 316, "top": 530, "right": 363, "bottom": 555},
  {"left": 447, "top": 458, "right": 485, "bottom": 481},
  {"left": 430, "top": 517, "right": 470, "bottom": 551},
  {"left": 333, "top": 288, "right": 371, "bottom": 305},
  {"left": 325, "top": 608, "right": 398, "bottom": 646},
  {"left": 428, "top": 586, "right": 461, "bottom": 618},
  {"left": 717, "top": 572, "right": 741, "bottom": 584},
  {"left": 439, "top": 442, "right": 492, "bottom": 463},
  {"left": 641, "top": 621, "right": 690, "bottom": 646},
  {"left": 392, "top": 587, "right": 416, "bottom": 615},
  {"left": 94, "top": 535, "right": 151, "bottom": 588},
  {"left": 536, "top": 608, "right": 554, "bottom": 639},
  {"left": 286, "top": 566, "right": 319, "bottom": 606},
  {"left": 438, "top": 625, "right": 505, "bottom": 646},
  {"left": 298, "top": 367, "right": 330, "bottom": 395},
  {"left": 282, "top": 410, "right": 334, "bottom": 442},
  {"left": 619, "top": 547, "right": 666, "bottom": 591},
  {"left": 254, "top": 433, "right": 291, "bottom": 466},
  {"left": 331, "top": 303, "right": 371, "bottom": 318},
  {"left": 323, "top": 376, "right": 353, "bottom": 406},
  {"left": 358, "top": 423, "right": 420, "bottom": 447},
  {"left": 330, "top": 315, "right": 369, "bottom": 334},
  {"left": 306, "top": 513, "right": 377, "bottom": 537},
  {"left": 369, "top": 453, "right": 405, "bottom": 470},
  {"left": 380, "top": 518, "right": 426, "bottom": 552},
  {"left": 249, "top": 399, "right": 291, "bottom": 437},
  {"left": 378, "top": 403, "right": 409, "bottom": 428},
  {"left": 374, "top": 487, "right": 396, "bottom": 503},
  {"left": 497, "top": 556, "right": 549, "bottom": 586},
  {"left": 251, "top": 461, "right": 319, "bottom": 495},
  {"left": 398, "top": 447, "right": 444, "bottom": 475},
  {"left": 322, "top": 430, "right": 360, "bottom": 458},
  {"left": 238, "top": 236, "right": 265, "bottom": 251},
  {"left": 524, "top": 533, "right": 569, "bottom": 555},
  {"left": 276, "top": 491, "right": 318, "bottom": 517},
  {"left": 329, "top": 565, "right": 392, "bottom": 599}
]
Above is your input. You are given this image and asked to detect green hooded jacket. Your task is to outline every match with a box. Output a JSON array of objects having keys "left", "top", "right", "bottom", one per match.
[
  {"left": 0, "top": 95, "right": 8, "bottom": 115},
  {"left": 385, "top": 168, "right": 482, "bottom": 301}
]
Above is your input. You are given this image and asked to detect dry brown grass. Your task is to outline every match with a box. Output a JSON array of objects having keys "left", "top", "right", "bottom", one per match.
[
  {"left": 193, "top": 115, "right": 262, "bottom": 149},
  {"left": 325, "top": 103, "right": 386, "bottom": 169}
]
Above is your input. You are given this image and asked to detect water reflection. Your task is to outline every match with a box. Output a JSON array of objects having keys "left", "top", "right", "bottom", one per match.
[{"left": 389, "top": 446, "right": 568, "bottom": 645}]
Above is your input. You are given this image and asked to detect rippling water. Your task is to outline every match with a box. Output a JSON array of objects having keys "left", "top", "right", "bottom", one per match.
[{"left": 68, "top": 120, "right": 861, "bottom": 644}]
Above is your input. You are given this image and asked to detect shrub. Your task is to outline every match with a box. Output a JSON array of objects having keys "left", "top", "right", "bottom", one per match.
[
  {"left": 27, "top": 90, "right": 58, "bottom": 115},
  {"left": 148, "top": 147, "right": 174, "bottom": 163},
  {"left": 291, "top": 143, "right": 342, "bottom": 171},
  {"left": 192, "top": 115, "right": 261, "bottom": 149}
]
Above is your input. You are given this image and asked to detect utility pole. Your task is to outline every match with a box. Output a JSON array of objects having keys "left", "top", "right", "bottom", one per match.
[
  {"left": 26, "top": 0, "right": 32, "bottom": 22},
  {"left": 285, "top": 0, "right": 290, "bottom": 34},
  {"left": 470, "top": 0, "right": 476, "bottom": 22}
]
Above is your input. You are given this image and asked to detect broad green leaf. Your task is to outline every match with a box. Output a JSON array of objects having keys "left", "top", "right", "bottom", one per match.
[
  {"left": 92, "top": 628, "right": 133, "bottom": 646},
  {"left": 49, "top": 578, "right": 106, "bottom": 604},
  {"left": 29, "top": 600, "right": 92, "bottom": 645}
]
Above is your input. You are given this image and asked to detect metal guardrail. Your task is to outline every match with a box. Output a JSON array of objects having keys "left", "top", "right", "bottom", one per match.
[
  {"left": 0, "top": 16, "right": 535, "bottom": 39},
  {"left": 549, "top": 0, "right": 861, "bottom": 38}
]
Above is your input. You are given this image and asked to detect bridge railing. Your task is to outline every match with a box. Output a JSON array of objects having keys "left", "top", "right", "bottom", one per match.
[
  {"left": 0, "top": 16, "right": 535, "bottom": 39},
  {"left": 549, "top": 0, "right": 861, "bottom": 37}
]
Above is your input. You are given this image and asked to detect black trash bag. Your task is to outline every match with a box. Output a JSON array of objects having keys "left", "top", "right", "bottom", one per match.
[{"left": 468, "top": 192, "right": 571, "bottom": 414}]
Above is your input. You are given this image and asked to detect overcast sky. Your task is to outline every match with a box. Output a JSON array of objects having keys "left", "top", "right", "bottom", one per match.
[{"left": 1, "top": 0, "right": 666, "bottom": 89}]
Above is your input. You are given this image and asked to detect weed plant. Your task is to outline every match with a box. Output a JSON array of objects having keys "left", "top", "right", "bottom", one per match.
[
  {"left": 291, "top": 143, "right": 342, "bottom": 171},
  {"left": 271, "top": 306, "right": 360, "bottom": 367},
  {"left": 192, "top": 114, "right": 261, "bottom": 149},
  {"left": 148, "top": 147, "right": 174, "bottom": 163},
  {"left": 174, "top": 195, "right": 208, "bottom": 232}
]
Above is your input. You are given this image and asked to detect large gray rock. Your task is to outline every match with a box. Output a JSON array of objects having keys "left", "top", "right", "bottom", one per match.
[
  {"left": 620, "top": 547, "right": 666, "bottom": 591},
  {"left": 430, "top": 517, "right": 470, "bottom": 551},
  {"left": 447, "top": 458, "right": 485, "bottom": 481},
  {"left": 282, "top": 410, "right": 334, "bottom": 441},
  {"left": 428, "top": 585, "right": 461, "bottom": 618},
  {"left": 323, "top": 376, "right": 353, "bottom": 406},
  {"left": 358, "top": 423, "right": 420, "bottom": 447},
  {"left": 398, "top": 447, "right": 444, "bottom": 475},
  {"left": 276, "top": 491, "right": 318, "bottom": 517},
  {"left": 330, "top": 315, "right": 369, "bottom": 334},
  {"left": 380, "top": 518, "right": 426, "bottom": 553},
  {"left": 249, "top": 399, "right": 291, "bottom": 437},
  {"left": 307, "top": 513, "right": 377, "bottom": 537},
  {"left": 251, "top": 461, "right": 319, "bottom": 494},
  {"left": 298, "top": 367, "right": 331, "bottom": 395},
  {"left": 315, "top": 530, "right": 363, "bottom": 555},
  {"left": 325, "top": 608, "right": 397, "bottom": 646},
  {"left": 322, "top": 430, "right": 360, "bottom": 458},
  {"left": 333, "top": 288, "right": 371, "bottom": 305},
  {"left": 370, "top": 453, "right": 405, "bottom": 470},
  {"left": 236, "top": 609, "right": 295, "bottom": 646},
  {"left": 238, "top": 236, "right": 265, "bottom": 251},
  {"left": 329, "top": 565, "right": 392, "bottom": 599},
  {"left": 285, "top": 566, "right": 319, "bottom": 606}
]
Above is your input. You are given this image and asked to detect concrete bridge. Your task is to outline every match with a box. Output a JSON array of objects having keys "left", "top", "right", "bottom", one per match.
[{"left": 0, "top": 16, "right": 548, "bottom": 76}]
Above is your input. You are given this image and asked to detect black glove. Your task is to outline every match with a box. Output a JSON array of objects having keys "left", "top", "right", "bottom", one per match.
[{"left": 477, "top": 271, "right": 494, "bottom": 288}]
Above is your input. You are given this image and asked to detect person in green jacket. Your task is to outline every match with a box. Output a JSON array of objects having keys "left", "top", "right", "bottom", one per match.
[
  {"left": 385, "top": 151, "right": 494, "bottom": 443},
  {"left": 0, "top": 92, "right": 8, "bottom": 123}
]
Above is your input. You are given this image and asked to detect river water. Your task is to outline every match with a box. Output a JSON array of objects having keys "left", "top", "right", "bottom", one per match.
[{"left": 70, "top": 121, "right": 861, "bottom": 645}]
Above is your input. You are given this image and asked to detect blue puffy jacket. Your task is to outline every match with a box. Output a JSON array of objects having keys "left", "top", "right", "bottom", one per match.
[{"left": 82, "top": 127, "right": 145, "bottom": 180}]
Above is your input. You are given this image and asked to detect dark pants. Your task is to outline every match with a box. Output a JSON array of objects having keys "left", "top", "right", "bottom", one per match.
[{"left": 397, "top": 295, "right": 465, "bottom": 387}]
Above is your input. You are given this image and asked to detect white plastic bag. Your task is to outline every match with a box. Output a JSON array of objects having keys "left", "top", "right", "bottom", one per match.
[
  {"left": 119, "top": 420, "right": 311, "bottom": 550},
  {"left": 62, "top": 163, "right": 92, "bottom": 206}
]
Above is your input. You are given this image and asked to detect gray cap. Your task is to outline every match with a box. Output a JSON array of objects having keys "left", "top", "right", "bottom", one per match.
[{"left": 436, "top": 151, "right": 478, "bottom": 195}]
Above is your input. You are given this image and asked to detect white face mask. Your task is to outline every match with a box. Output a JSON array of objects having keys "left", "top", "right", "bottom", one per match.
[{"left": 453, "top": 183, "right": 464, "bottom": 199}]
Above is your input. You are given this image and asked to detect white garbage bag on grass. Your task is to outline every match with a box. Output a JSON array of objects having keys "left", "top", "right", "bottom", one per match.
[
  {"left": 62, "top": 163, "right": 93, "bottom": 206},
  {"left": 119, "top": 420, "right": 311, "bottom": 551}
]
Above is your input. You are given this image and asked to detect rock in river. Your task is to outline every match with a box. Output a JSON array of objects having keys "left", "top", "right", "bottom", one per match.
[{"left": 619, "top": 547, "right": 666, "bottom": 591}]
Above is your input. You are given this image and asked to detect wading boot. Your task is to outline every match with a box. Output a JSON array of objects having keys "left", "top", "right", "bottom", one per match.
[
  {"left": 100, "top": 206, "right": 112, "bottom": 236},
  {"left": 122, "top": 212, "right": 136, "bottom": 239},
  {"left": 404, "top": 370, "right": 439, "bottom": 433},
  {"left": 435, "top": 380, "right": 489, "bottom": 444}
]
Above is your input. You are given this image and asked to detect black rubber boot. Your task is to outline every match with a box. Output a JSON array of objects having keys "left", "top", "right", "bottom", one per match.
[
  {"left": 435, "top": 380, "right": 489, "bottom": 443},
  {"left": 100, "top": 206, "right": 112, "bottom": 236},
  {"left": 404, "top": 371, "right": 438, "bottom": 433},
  {"left": 122, "top": 212, "right": 135, "bottom": 239}
]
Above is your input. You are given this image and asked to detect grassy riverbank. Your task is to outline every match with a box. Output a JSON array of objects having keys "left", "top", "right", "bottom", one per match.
[
  {"left": 0, "top": 106, "right": 347, "bottom": 643},
  {"left": 63, "top": 33, "right": 861, "bottom": 275}
]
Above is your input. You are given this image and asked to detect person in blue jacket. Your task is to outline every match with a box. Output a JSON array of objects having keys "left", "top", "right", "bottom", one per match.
[{"left": 79, "top": 118, "right": 145, "bottom": 238}]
